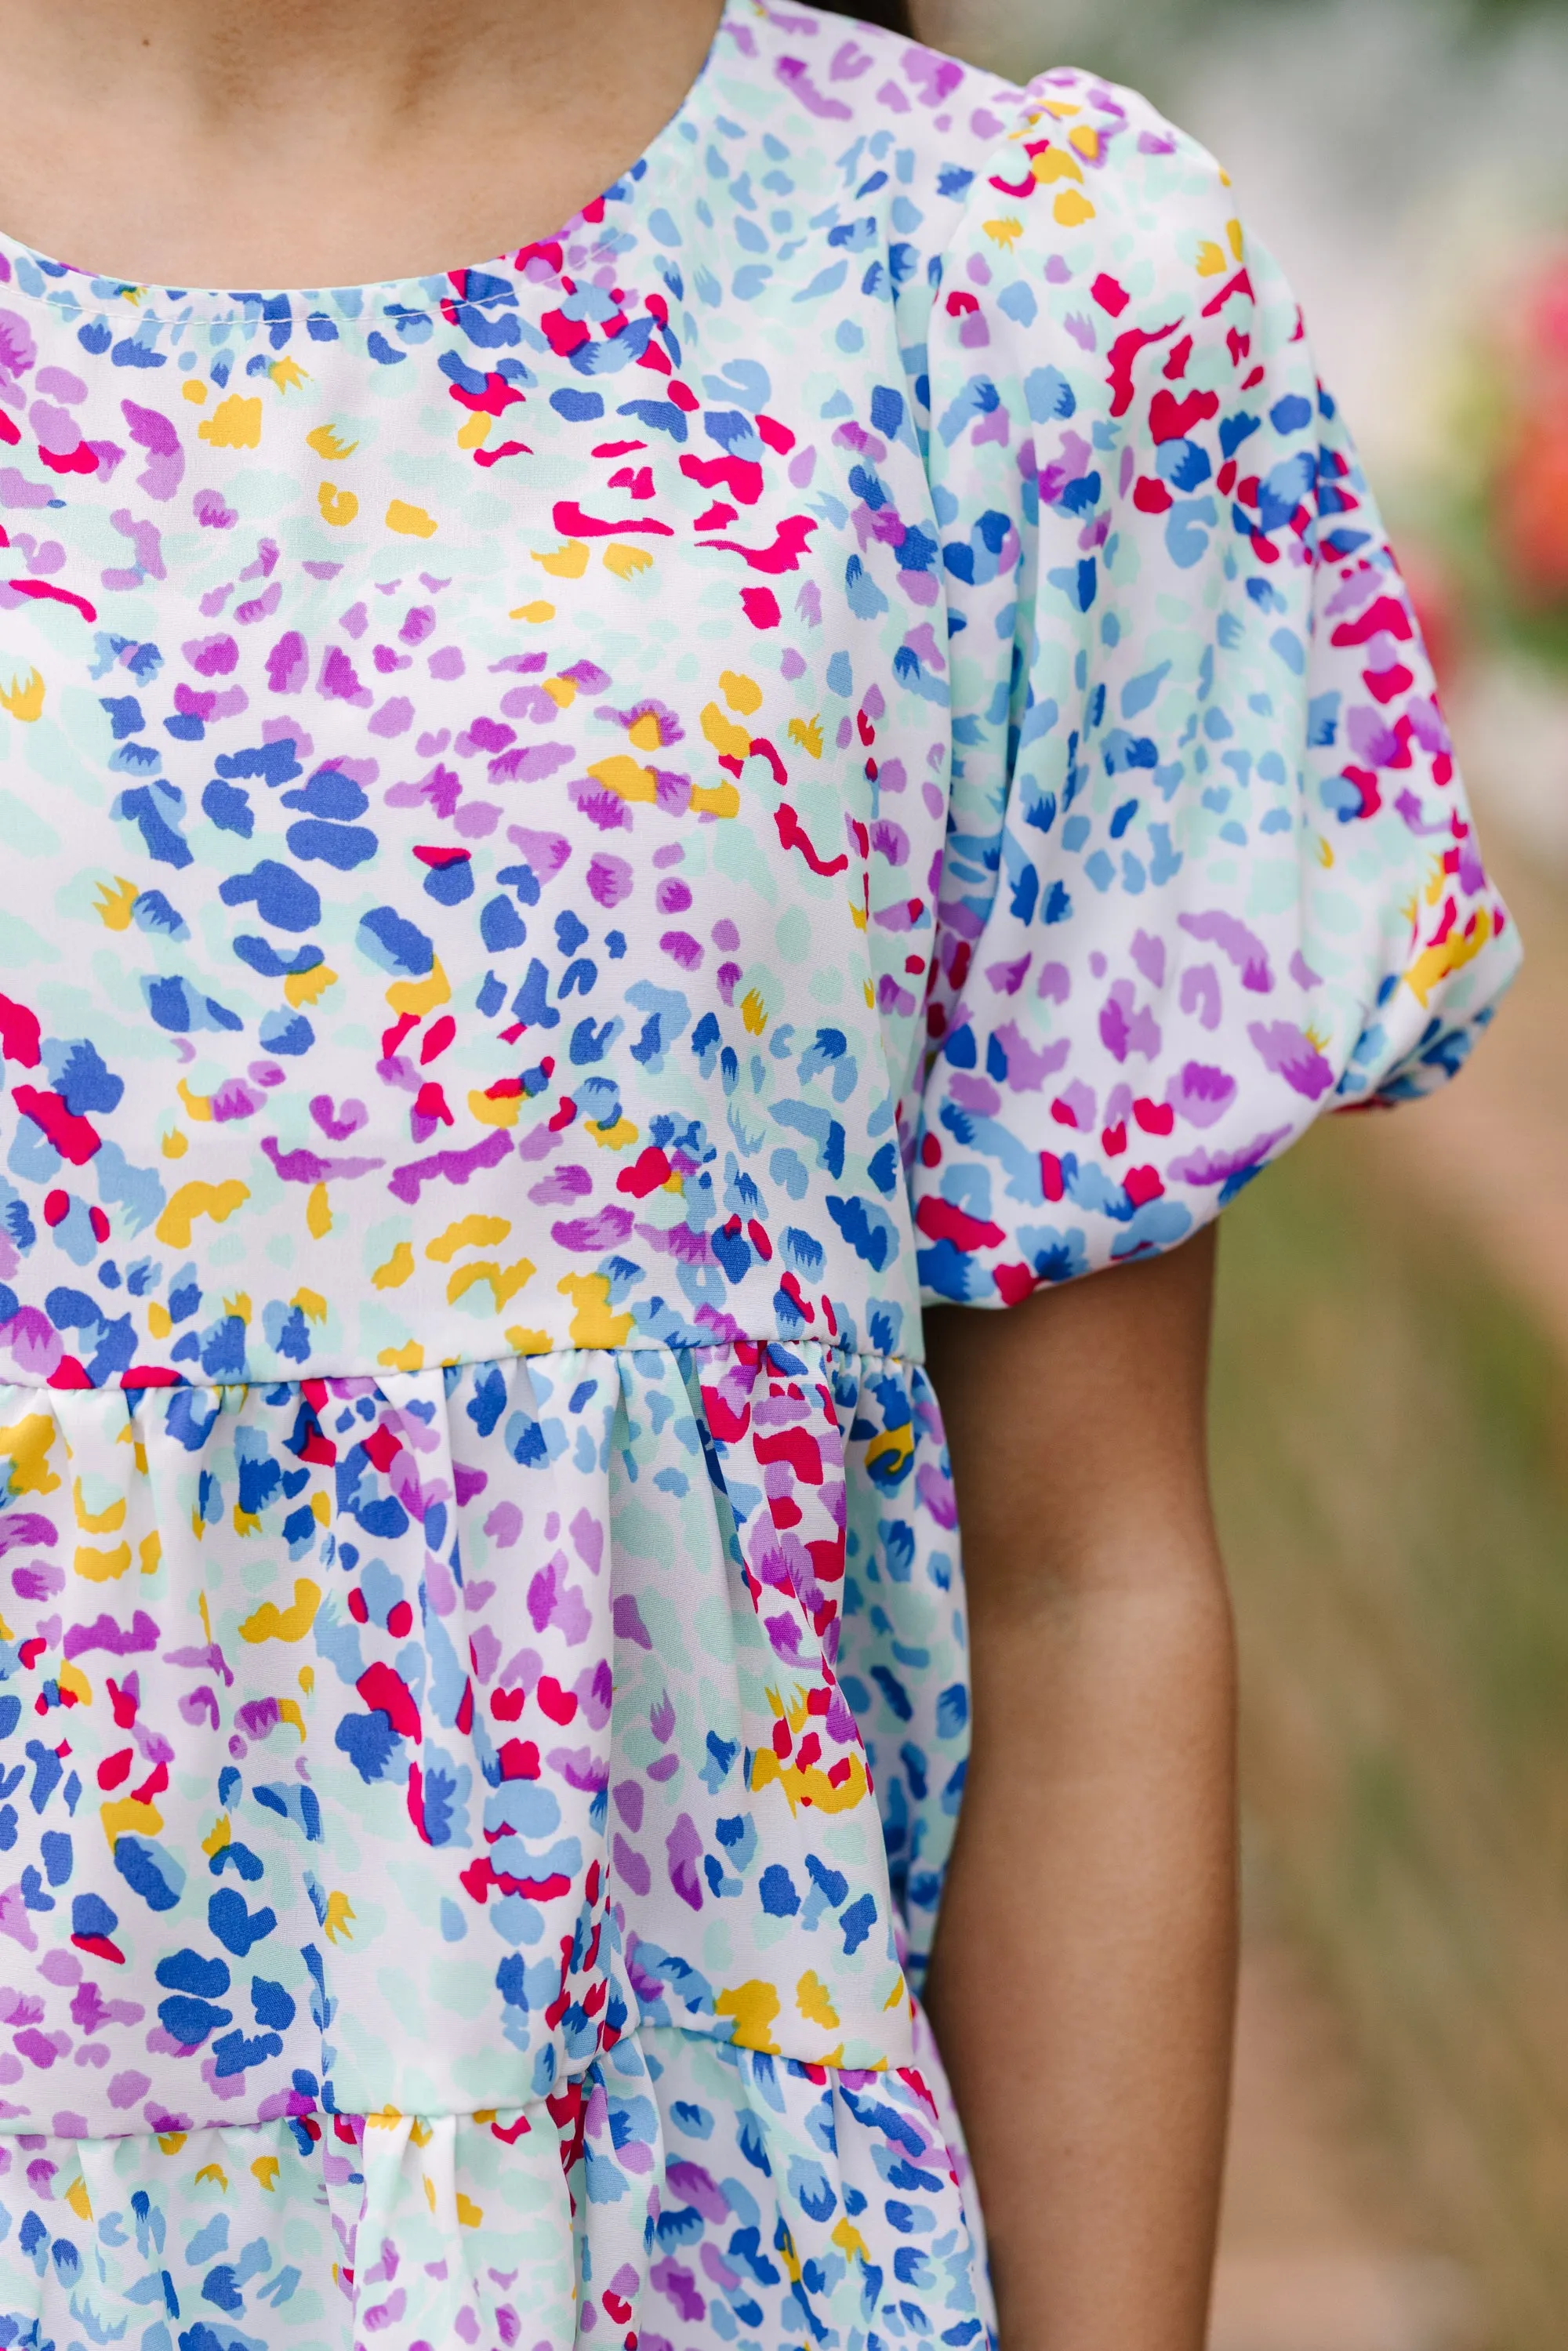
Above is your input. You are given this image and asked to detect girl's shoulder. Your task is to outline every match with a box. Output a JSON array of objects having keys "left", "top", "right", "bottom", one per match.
[{"left": 702, "top": 4, "right": 1239, "bottom": 311}]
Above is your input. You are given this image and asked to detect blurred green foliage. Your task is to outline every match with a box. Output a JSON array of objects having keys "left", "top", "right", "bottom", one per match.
[
  {"left": 1212, "top": 1112, "right": 1568, "bottom": 2348},
  {"left": 920, "top": 0, "right": 1568, "bottom": 91}
]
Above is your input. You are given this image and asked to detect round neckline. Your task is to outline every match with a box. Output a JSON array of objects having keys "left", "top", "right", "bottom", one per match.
[{"left": 0, "top": 0, "right": 738, "bottom": 326}]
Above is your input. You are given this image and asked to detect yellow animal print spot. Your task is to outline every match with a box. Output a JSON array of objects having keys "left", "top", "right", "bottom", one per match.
[
  {"left": 293, "top": 1289, "right": 328, "bottom": 1325},
  {"left": 984, "top": 216, "right": 1024, "bottom": 249},
  {"left": 379, "top": 1341, "right": 425, "bottom": 1372},
  {"left": 387, "top": 499, "right": 437, "bottom": 538},
  {"left": 542, "top": 677, "right": 577, "bottom": 709},
  {"left": 689, "top": 780, "right": 739, "bottom": 818},
  {"left": 324, "top": 1889, "right": 356, "bottom": 1944},
  {"left": 1195, "top": 240, "right": 1229, "bottom": 278},
  {"left": 194, "top": 2162, "right": 228, "bottom": 2190},
  {"left": 201, "top": 1814, "right": 231, "bottom": 1860},
  {"left": 456, "top": 2194, "right": 485, "bottom": 2228},
  {"left": 155, "top": 1180, "right": 249, "bottom": 1249},
  {"left": 720, "top": 669, "right": 764, "bottom": 717},
  {"left": 1228, "top": 216, "right": 1245, "bottom": 260},
  {"left": 587, "top": 754, "right": 658, "bottom": 804},
  {"left": 740, "top": 989, "right": 768, "bottom": 1036},
  {"left": 56, "top": 1660, "right": 92, "bottom": 1707},
  {"left": 1053, "top": 189, "right": 1096, "bottom": 227},
  {"left": 93, "top": 876, "right": 138, "bottom": 929},
  {"left": 74, "top": 1481, "right": 125, "bottom": 1535},
  {"left": 182, "top": 380, "right": 209, "bottom": 405},
  {"left": 457, "top": 411, "right": 492, "bottom": 449},
  {"left": 604, "top": 542, "right": 654, "bottom": 579},
  {"left": 198, "top": 394, "right": 263, "bottom": 449},
  {"left": 1032, "top": 147, "right": 1082, "bottom": 184},
  {"left": 252, "top": 2157, "right": 281, "bottom": 2192},
  {"left": 269, "top": 357, "right": 307, "bottom": 394},
  {"left": 701, "top": 701, "right": 752, "bottom": 761},
  {"left": 1406, "top": 907, "right": 1495, "bottom": 1008},
  {"left": 0, "top": 668, "right": 45, "bottom": 722},
  {"left": 557, "top": 1272, "right": 633, "bottom": 1348},
  {"left": 797, "top": 1971, "right": 840, "bottom": 2030},
  {"left": 865, "top": 1424, "right": 914, "bottom": 1484},
  {"left": 240, "top": 1578, "right": 321, "bottom": 1645},
  {"left": 161, "top": 1130, "right": 187, "bottom": 1159},
  {"left": 101, "top": 1794, "right": 164, "bottom": 1847},
  {"left": 156, "top": 2133, "right": 187, "bottom": 2156},
  {"left": 64, "top": 2176, "right": 93, "bottom": 2222},
  {"left": 176, "top": 1079, "right": 213, "bottom": 1124},
  {"left": 0, "top": 1414, "right": 62, "bottom": 1497},
  {"left": 140, "top": 1531, "right": 162, "bottom": 1575},
  {"left": 1069, "top": 124, "right": 1102, "bottom": 160},
  {"left": 307, "top": 1183, "right": 332, "bottom": 1239},
  {"left": 787, "top": 716, "right": 823, "bottom": 759},
  {"left": 468, "top": 1088, "right": 521, "bottom": 1130},
  {"left": 285, "top": 962, "right": 336, "bottom": 1007},
  {"left": 714, "top": 1979, "right": 782, "bottom": 2054},
  {"left": 427, "top": 1214, "right": 513, "bottom": 1262},
  {"left": 318, "top": 482, "right": 359, "bottom": 528},
  {"left": 307, "top": 423, "right": 358, "bottom": 459},
  {"left": 509, "top": 600, "right": 555, "bottom": 622},
  {"left": 447, "top": 1258, "right": 536, "bottom": 1312},
  {"left": 385, "top": 958, "right": 450, "bottom": 1017},
  {"left": 532, "top": 539, "right": 590, "bottom": 579},
  {"left": 374, "top": 1242, "right": 416, "bottom": 1290},
  {"left": 74, "top": 1544, "right": 131, "bottom": 1583},
  {"left": 832, "top": 2216, "right": 870, "bottom": 2264},
  {"left": 504, "top": 1326, "right": 554, "bottom": 1355},
  {"left": 750, "top": 1740, "right": 870, "bottom": 1819},
  {"left": 586, "top": 1116, "right": 639, "bottom": 1152}
]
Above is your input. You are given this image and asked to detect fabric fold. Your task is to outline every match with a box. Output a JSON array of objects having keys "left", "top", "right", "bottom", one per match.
[{"left": 5, "top": 2015, "right": 989, "bottom": 2351}]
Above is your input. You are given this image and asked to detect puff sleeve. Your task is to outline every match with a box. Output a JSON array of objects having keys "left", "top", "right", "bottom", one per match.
[{"left": 911, "top": 73, "right": 1519, "bottom": 1307}]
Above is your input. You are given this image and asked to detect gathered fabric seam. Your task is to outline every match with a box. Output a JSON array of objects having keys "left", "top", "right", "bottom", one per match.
[{"left": 0, "top": 1337, "right": 929, "bottom": 1394}]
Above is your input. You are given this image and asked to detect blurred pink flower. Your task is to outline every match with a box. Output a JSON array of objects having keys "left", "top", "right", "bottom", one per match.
[{"left": 1497, "top": 253, "right": 1568, "bottom": 604}]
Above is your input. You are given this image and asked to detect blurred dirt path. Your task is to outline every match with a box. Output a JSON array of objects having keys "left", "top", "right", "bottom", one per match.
[
  {"left": 1213, "top": 1930, "right": 1484, "bottom": 2351},
  {"left": 1207, "top": 748, "right": 1563, "bottom": 2351}
]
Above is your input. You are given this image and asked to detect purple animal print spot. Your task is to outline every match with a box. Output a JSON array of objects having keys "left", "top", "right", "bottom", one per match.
[{"left": 1167, "top": 1061, "right": 1236, "bottom": 1130}]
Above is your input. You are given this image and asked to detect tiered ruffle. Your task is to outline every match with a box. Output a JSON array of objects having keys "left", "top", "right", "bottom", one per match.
[
  {"left": 2, "top": 2012, "right": 990, "bottom": 2351},
  {"left": 0, "top": 1343, "right": 979, "bottom": 2346}
]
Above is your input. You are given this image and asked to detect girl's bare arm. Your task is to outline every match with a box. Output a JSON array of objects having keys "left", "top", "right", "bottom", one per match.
[{"left": 924, "top": 1227, "right": 1236, "bottom": 2351}]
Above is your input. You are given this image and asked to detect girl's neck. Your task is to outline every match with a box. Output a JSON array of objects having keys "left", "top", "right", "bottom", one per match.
[{"left": 0, "top": 0, "right": 726, "bottom": 289}]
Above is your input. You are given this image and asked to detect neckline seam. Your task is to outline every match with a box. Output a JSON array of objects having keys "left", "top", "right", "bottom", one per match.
[
  {"left": 0, "top": 0, "right": 738, "bottom": 328},
  {"left": 0, "top": 278, "right": 563, "bottom": 326}
]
